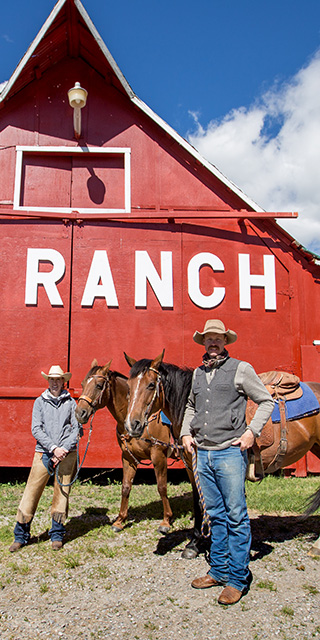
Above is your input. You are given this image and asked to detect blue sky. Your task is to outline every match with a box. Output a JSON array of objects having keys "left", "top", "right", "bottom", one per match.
[{"left": 1, "top": 0, "right": 320, "bottom": 252}]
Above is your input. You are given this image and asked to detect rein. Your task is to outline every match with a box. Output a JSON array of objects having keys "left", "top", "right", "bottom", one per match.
[
  {"left": 55, "top": 413, "right": 94, "bottom": 487},
  {"left": 118, "top": 407, "right": 171, "bottom": 467},
  {"left": 56, "top": 374, "right": 109, "bottom": 487},
  {"left": 191, "top": 448, "right": 211, "bottom": 538}
]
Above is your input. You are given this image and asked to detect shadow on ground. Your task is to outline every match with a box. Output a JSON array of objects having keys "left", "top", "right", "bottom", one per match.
[
  {"left": 250, "top": 513, "right": 319, "bottom": 560},
  {"left": 153, "top": 514, "right": 320, "bottom": 558}
]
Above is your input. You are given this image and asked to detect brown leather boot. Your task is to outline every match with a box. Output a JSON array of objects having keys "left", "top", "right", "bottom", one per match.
[
  {"left": 9, "top": 541, "right": 25, "bottom": 553},
  {"left": 191, "top": 574, "right": 221, "bottom": 589},
  {"left": 218, "top": 586, "right": 243, "bottom": 605},
  {"left": 52, "top": 540, "right": 63, "bottom": 550}
]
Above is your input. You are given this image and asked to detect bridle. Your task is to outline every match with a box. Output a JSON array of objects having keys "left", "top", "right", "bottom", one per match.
[
  {"left": 78, "top": 374, "right": 110, "bottom": 411},
  {"left": 119, "top": 366, "right": 169, "bottom": 465},
  {"left": 141, "top": 366, "right": 164, "bottom": 428}
]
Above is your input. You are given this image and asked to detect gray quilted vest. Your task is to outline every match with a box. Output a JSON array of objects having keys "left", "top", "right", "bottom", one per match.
[{"left": 190, "top": 357, "right": 247, "bottom": 446}]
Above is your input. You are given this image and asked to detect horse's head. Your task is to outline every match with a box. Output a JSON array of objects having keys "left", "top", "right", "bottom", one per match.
[
  {"left": 123, "top": 350, "right": 165, "bottom": 438},
  {"left": 75, "top": 359, "right": 112, "bottom": 424}
]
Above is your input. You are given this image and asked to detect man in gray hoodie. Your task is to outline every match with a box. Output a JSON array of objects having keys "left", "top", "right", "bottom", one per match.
[
  {"left": 181, "top": 320, "right": 274, "bottom": 605},
  {"left": 9, "top": 365, "right": 80, "bottom": 552}
]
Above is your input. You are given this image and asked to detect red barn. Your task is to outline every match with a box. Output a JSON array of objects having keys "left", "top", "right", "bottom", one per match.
[{"left": 1, "top": 0, "right": 320, "bottom": 475}]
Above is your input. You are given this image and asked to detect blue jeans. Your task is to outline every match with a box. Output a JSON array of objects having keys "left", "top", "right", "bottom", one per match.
[
  {"left": 197, "top": 446, "right": 251, "bottom": 591},
  {"left": 48, "top": 518, "right": 66, "bottom": 542},
  {"left": 14, "top": 520, "right": 31, "bottom": 544},
  {"left": 14, "top": 518, "right": 65, "bottom": 544}
]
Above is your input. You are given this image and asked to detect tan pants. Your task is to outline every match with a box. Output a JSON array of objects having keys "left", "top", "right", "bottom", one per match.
[{"left": 17, "top": 451, "right": 77, "bottom": 525}]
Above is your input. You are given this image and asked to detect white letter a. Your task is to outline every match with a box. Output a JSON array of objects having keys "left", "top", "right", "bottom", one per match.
[{"left": 81, "top": 250, "right": 118, "bottom": 307}]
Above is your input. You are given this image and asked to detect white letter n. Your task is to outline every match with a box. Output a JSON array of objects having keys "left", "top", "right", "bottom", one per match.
[{"left": 135, "top": 251, "right": 173, "bottom": 308}]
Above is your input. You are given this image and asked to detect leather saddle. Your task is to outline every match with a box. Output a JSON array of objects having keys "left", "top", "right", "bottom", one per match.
[
  {"left": 258, "top": 370, "right": 302, "bottom": 401},
  {"left": 246, "top": 370, "right": 302, "bottom": 482}
]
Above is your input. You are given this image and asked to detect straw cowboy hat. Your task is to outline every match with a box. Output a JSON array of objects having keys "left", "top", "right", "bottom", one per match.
[
  {"left": 41, "top": 365, "right": 72, "bottom": 382},
  {"left": 193, "top": 319, "right": 237, "bottom": 345}
]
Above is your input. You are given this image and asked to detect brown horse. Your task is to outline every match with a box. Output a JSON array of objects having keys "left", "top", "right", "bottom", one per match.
[
  {"left": 75, "top": 359, "right": 178, "bottom": 535},
  {"left": 124, "top": 351, "right": 204, "bottom": 558},
  {"left": 123, "top": 351, "right": 320, "bottom": 557}
]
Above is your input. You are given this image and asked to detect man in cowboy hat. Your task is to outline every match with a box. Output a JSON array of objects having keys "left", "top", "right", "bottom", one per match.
[
  {"left": 181, "top": 320, "right": 274, "bottom": 605},
  {"left": 9, "top": 365, "right": 80, "bottom": 552}
]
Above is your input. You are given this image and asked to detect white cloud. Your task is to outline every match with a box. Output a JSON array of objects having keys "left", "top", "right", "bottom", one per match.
[
  {"left": 2, "top": 34, "right": 14, "bottom": 44},
  {"left": 187, "top": 51, "right": 320, "bottom": 255}
]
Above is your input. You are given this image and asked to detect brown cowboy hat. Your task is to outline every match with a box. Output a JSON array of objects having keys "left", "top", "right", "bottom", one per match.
[
  {"left": 193, "top": 319, "right": 237, "bottom": 345},
  {"left": 41, "top": 365, "right": 72, "bottom": 382}
]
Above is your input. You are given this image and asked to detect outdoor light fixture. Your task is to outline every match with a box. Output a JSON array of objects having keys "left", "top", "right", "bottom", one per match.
[{"left": 68, "top": 82, "right": 88, "bottom": 139}]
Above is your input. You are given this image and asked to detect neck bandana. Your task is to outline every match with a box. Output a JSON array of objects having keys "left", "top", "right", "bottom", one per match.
[{"left": 202, "top": 349, "right": 229, "bottom": 368}]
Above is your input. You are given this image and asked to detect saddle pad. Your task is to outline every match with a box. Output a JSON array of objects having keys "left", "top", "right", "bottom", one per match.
[
  {"left": 271, "top": 382, "right": 319, "bottom": 422},
  {"left": 160, "top": 411, "right": 171, "bottom": 425}
]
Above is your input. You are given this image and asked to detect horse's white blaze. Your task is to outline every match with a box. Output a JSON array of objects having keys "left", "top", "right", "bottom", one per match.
[
  {"left": 127, "top": 372, "right": 143, "bottom": 425},
  {"left": 87, "top": 377, "right": 93, "bottom": 384}
]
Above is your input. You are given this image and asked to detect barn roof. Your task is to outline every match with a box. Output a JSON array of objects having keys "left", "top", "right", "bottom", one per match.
[
  {"left": 0, "top": 0, "right": 318, "bottom": 263},
  {"left": 0, "top": 0, "right": 264, "bottom": 213}
]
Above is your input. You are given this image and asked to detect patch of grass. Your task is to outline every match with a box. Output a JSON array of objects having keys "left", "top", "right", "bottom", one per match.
[
  {"left": 98, "top": 545, "right": 117, "bottom": 558},
  {"left": 303, "top": 584, "right": 319, "bottom": 595},
  {"left": 39, "top": 582, "right": 49, "bottom": 594},
  {"left": 281, "top": 606, "right": 294, "bottom": 617},
  {"left": 256, "top": 579, "right": 277, "bottom": 591},
  {"left": 246, "top": 475, "right": 319, "bottom": 513},
  {"left": 63, "top": 554, "right": 80, "bottom": 569},
  {"left": 0, "top": 525, "right": 13, "bottom": 543},
  {"left": 19, "top": 564, "right": 30, "bottom": 575}
]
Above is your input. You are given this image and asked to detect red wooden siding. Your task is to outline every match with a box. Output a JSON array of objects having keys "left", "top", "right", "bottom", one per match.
[{"left": 1, "top": 0, "right": 319, "bottom": 474}]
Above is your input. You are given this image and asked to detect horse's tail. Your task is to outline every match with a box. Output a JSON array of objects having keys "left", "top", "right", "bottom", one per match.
[{"left": 302, "top": 485, "right": 320, "bottom": 518}]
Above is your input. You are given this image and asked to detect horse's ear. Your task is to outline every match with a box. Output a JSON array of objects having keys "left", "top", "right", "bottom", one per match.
[
  {"left": 151, "top": 349, "right": 165, "bottom": 371},
  {"left": 91, "top": 358, "right": 98, "bottom": 368},
  {"left": 102, "top": 360, "right": 112, "bottom": 375},
  {"left": 124, "top": 352, "right": 136, "bottom": 368}
]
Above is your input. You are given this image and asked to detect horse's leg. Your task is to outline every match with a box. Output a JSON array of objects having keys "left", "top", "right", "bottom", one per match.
[
  {"left": 150, "top": 447, "right": 173, "bottom": 534},
  {"left": 112, "top": 454, "right": 137, "bottom": 532},
  {"left": 180, "top": 462, "right": 204, "bottom": 559}
]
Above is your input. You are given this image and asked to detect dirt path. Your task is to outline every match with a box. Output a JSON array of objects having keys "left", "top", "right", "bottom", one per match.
[{"left": 1, "top": 508, "right": 320, "bottom": 640}]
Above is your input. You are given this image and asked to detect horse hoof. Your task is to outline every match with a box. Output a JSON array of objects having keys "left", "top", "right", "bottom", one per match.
[
  {"left": 112, "top": 525, "right": 123, "bottom": 533},
  {"left": 181, "top": 546, "right": 198, "bottom": 559},
  {"left": 158, "top": 525, "right": 170, "bottom": 535}
]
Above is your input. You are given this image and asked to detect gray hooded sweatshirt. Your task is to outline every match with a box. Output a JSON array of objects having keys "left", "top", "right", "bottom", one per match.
[{"left": 32, "top": 389, "right": 79, "bottom": 454}]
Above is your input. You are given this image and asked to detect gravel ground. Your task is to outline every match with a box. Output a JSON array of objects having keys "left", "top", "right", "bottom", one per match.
[{"left": 1, "top": 507, "right": 320, "bottom": 640}]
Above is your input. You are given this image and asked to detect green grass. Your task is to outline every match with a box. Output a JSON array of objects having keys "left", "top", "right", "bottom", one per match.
[
  {"left": 0, "top": 474, "right": 318, "bottom": 578},
  {"left": 0, "top": 474, "right": 318, "bottom": 563},
  {"left": 303, "top": 584, "right": 319, "bottom": 595},
  {"left": 245, "top": 474, "right": 319, "bottom": 513},
  {"left": 63, "top": 554, "right": 81, "bottom": 568},
  {"left": 256, "top": 579, "right": 277, "bottom": 591}
]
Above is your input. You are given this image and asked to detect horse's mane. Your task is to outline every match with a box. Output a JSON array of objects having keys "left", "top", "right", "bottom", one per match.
[
  {"left": 129, "top": 359, "right": 193, "bottom": 426},
  {"left": 87, "top": 365, "right": 127, "bottom": 381}
]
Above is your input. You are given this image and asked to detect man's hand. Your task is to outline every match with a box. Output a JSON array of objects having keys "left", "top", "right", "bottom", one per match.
[
  {"left": 182, "top": 435, "right": 196, "bottom": 454},
  {"left": 232, "top": 429, "right": 255, "bottom": 451},
  {"left": 52, "top": 447, "right": 68, "bottom": 464}
]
